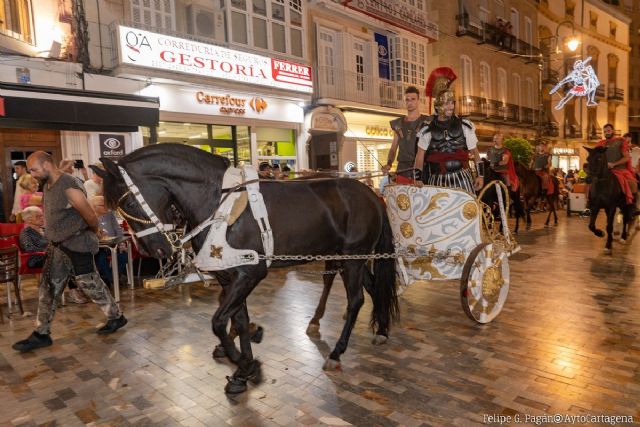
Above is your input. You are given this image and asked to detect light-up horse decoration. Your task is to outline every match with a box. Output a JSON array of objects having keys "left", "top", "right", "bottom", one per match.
[{"left": 549, "top": 57, "right": 600, "bottom": 110}]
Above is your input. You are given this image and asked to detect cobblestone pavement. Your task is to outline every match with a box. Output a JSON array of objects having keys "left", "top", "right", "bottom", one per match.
[{"left": 1, "top": 215, "right": 639, "bottom": 426}]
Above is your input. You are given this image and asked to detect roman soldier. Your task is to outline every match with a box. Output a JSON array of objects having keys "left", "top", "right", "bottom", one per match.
[
  {"left": 414, "top": 67, "right": 483, "bottom": 193},
  {"left": 597, "top": 124, "right": 638, "bottom": 205},
  {"left": 487, "top": 133, "right": 519, "bottom": 191}
]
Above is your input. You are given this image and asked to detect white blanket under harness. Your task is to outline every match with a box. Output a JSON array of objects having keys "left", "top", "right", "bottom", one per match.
[{"left": 193, "top": 166, "right": 274, "bottom": 270}]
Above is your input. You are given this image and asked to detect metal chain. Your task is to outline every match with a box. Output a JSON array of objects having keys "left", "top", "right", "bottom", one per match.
[{"left": 256, "top": 248, "right": 467, "bottom": 265}]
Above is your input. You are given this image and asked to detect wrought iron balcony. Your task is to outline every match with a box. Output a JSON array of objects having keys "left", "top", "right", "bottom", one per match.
[
  {"left": 316, "top": 66, "right": 429, "bottom": 110},
  {"left": 455, "top": 14, "right": 540, "bottom": 62},
  {"left": 607, "top": 86, "right": 624, "bottom": 102},
  {"left": 457, "top": 96, "right": 489, "bottom": 119},
  {"left": 542, "top": 120, "right": 560, "bottom": 137},
  {"left": 595, "top": 86, "right": 605, "bottom": 99},
  {"left": 521, "top": 107, "right": 537, "bottom": 126},
  {"left": 459, "top": 97, "right": 536, "bottom": 127},
  {"left": 564, "top": 123, "right": 582, "bottom": 139},
  {"left": 542, "top": 68, "right": 559, "bottom": 85}
]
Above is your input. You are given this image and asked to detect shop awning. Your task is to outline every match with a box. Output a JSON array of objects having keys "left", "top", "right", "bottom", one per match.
[{"left": 0, "top": 83, "right": 159, "bottom": 132}]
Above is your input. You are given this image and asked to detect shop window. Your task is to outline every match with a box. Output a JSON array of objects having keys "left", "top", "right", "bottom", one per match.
[
  {"left": 131, "top": 0, "right": 175, "bottom": 31},
  {"left": 0, "top": 0, "right": 34, "bottom": 44},
  {"left": 256, "top": 127, "right": 296, "bottom": 169}
]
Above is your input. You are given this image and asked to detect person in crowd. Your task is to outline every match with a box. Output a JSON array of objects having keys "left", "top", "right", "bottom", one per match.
[
  {"left": 84, "top": 162, "right": 103, "bottom": 199},
  {"left": 383, "top": 86, "right": 429, "bottom": 183},
  {"left": 12, "top": 151, "right": 126, "bottom": 353},
  {"left": 625, "top": 133, "right": 640, "bottom": 180},
  {"left": 10, "top": 160, "right": 28, "bottom": 222},
  {"left": 18, "top": 206, "right": 47, "bottom": 269},
  {"left": 259, "top": 162, "right": 274, "bottom": 179},
  {"left": 414, "top": 67, "right": 484, "bottom": 193},
  {"left": 281, "top": 164, "right": 291, "bottom": 179},
  {"left": 272, "top": 164, "right": 282, "bottom": 180},
  {"left": 18, "top": 174, "right": 43, "bottom": 211},
  {"left": 487, "top": 132, "right": 519, "bottom": 191},
  {"left": 597, "top": 124, "right": 637, "bottom": 206},
  {"left": 59, "top": 159, "right": 89, "bottom": 183},
  {"left": 532, "top": 142, "right": 553, "bottom": 196},
  {"left": 577, "top": 163, "right": 588, "bottom": 182}
]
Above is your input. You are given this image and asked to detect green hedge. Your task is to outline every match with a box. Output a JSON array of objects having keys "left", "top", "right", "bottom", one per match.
[{"left": 504, "top": 137, "right": 534, "bottom": 166}]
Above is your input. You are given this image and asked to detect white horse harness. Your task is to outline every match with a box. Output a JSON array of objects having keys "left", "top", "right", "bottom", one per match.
[{"left": 116, "top": 165, "right": 274, "bottom": 269}]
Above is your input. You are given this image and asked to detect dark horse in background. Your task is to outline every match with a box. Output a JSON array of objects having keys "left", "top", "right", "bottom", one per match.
[
  {"left": 515, "top": 162, "right": 560, "bottom": 227},
  {"left": 481, "top": 159, "right": 525, "bottom": 234},
  {"left": 584, "top": 146, "right": 635, "bottom": 252},
  {"left": 96, "top": 144, "right": 399, "bottom": 395}
]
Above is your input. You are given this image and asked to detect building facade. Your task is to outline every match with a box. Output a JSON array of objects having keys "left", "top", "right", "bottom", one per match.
[
  {"left": 538, "top": 0, "right": 630, "bottom": 171},
  {"left": 82, "top": 0, "right": 312, "bottom": 170},
  {"left": 442, "top": 0, "right": 541, "bottom": 149},
  {"left": 305, "top": 0, "right": 437, "bottom": 174},
  {"left": 0, "top": 0, "right": 159, "bottom": 220}
]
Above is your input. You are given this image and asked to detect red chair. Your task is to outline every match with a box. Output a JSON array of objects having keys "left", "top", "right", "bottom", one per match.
[{"left": 0, "top": 223, "right": 45, "bottom": 313}]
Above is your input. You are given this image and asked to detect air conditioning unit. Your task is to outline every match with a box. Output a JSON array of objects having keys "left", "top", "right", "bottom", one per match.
[{"left": 186, "top": 5, "right": 225, "bottom": 41}]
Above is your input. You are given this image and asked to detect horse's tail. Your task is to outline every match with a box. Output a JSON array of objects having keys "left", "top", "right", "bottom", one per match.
[{"left": 370, "top": 212, "right": 400, "bottom": 333}]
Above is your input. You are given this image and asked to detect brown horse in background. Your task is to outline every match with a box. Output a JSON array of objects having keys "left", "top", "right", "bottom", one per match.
[{"left": 515, "top": 162, "right": 560, "bottom": 227}]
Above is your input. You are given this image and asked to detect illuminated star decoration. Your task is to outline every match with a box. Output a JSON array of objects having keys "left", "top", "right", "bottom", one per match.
[{"left": 549, "top": 56, "right": 600, "bottom": 110}]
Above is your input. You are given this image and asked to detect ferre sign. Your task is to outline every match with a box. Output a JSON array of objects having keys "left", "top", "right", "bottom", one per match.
[
  {"left": 99, "top": 134, "right": 126, "bottom": 159},
  {"left": 118, "top": 26, "right": 313, "bottom": 93},
  {"left": 195, "top": 92, "right": 268, "bottom": 115}
]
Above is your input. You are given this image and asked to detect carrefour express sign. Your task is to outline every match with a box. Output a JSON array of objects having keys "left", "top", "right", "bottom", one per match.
[{"left": 117, "top": 26, "right": 313, "bottom": 94}]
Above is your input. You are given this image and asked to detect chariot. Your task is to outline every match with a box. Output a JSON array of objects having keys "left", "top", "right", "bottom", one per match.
[{"left": 384, "top": 181, "right": 519, "bottom": 323}]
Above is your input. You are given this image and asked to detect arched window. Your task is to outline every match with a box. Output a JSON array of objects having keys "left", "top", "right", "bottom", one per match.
[
  {"left": 525, "top": 77, "right": 534, "bottom": 108},
  {"left": 512, "top": 73, "right": 521, "bottom": 106},
  {"left": 131, "top": 0, "right": 176, "bottom": 31},
  {"left": 479, "top": 61, "right": 491, "bottom": 100},
  {"left": 497, "top": 67, "right": 507, "bottom": 103},
  {"left": 460, "top": 55, "right": 473, "bottom": 97},
  {"left": 0, "top": 0, "right": 34, "bottom": 44}
]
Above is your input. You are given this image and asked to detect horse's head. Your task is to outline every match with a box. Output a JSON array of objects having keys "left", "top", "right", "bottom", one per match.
[
  {"left": 583, "top": 146, "right": 607, "bottom": 183},
  {"left": 94, "top": 144, "right": 229, "bottom": 258}
]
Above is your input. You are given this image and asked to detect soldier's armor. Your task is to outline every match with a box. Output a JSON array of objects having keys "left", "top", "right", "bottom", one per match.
[
  {"left": 532, "top": 152, "right": 549, "bottom": 171},
  {"left": 390, "top": 114, "right": 429, "bottom": 176},
  {"left": 425, "top": 115, "right": 470, "bottom": 173},
  {"left": 488, "top": 147, "right": 508, "bottom": 172},
  {"left": 604, "top": 138, "right": 626, "bottom": 170}
]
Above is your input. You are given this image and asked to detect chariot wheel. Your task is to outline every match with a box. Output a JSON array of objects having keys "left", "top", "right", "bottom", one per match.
[{"left": 460, "top": 243, "right": 510, "bottom": 323}]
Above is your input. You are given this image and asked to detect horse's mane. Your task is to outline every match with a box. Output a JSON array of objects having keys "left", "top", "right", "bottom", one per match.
[{"left": 103, "top": 143, "right": 230, "bottom": 209}]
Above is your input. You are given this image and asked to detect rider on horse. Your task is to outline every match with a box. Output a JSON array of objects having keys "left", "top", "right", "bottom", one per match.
[
  {"left": 598, "top": 124, "right": 638, "bottom": 206},
  {"left": 532, "top": 142, "right": 553, "bottom": 196},
  {"left": 413, "top": 67, "right": 484, "bottom": 193},
  {"left": 487, "top": 133, "right": 519, "bottom": 192}
]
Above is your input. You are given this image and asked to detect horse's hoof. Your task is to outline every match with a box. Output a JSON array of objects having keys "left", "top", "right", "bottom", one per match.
[
  {"left": 251, "top": 326, "right": 264, "bottom": 344},
  {"left": 212, "top": 345, "right": 226, "bottom": 359},
  {"left": 594, "top": 230, "right": 604, "bottom": 238},
  {"left": 224, "top": 375, "right": 247, "bottom": 395},
  {"left": 306, "top": 322, "right": 320, "bottom": 336},
  {"left": 322, "top": 357, "right": 341, "bottom": 371},
  {"left": 245, "top": 360, "right": 263, "bottom": 385},
  {"left": 544, "top": 223, "right": 549, "bottom": 227},
  {"left": 371, "top": 334, "right": 388, "bottom": 345}
]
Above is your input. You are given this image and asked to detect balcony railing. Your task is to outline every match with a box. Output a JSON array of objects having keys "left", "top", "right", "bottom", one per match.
[
  {"left": 542, "top": 68, "right": 559, "bottom": 85},
  {"left": 458, "top": 96, "right": 537, "bottom": 127},
  {"left": 564, "top": 123, "right": 582, "bottom": 139},
  {"left": 542, "top": 120, "right": 560, "bottom": 137},
  {"left": 607, "top": 86, "right": 624, "bottom": 102},
  {"left": 595, "top": 86, "right": 605, "bottom": 99},
  {"left": 456, "top": 14, "right": 540, "bottom": 61},
  {"left": 316, "top": 66, "right": 430, "bottom": 110}
]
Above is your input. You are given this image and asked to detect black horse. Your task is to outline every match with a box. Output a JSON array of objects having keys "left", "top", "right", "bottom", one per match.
[
  {"left": 96, "top": 143, "right": 399, "bottom": 395},
  {"left": 481, "top": 159, "right": 525, "bottom": 234},
  {"left": 584, "top": 146, "right": 635, "bottom": 251},
  {"left": 515, "top": 162, "right": 560, "bottom": 227}
]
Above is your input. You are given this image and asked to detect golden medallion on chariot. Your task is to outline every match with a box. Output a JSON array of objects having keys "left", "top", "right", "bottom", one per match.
[
  {"left": 210, "top": 245, "right": 223, "bottom": 259},
  {"left": 400, "top": 222, "right": 414, "bottom": 238},
  {"left": 396, "top": 194, "right": 411, "bottom": 211},
  {"left": 463, "top": 202, "right": 478, "bottom": 220}
]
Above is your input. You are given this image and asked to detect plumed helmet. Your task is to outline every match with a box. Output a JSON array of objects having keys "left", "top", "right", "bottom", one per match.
[{"left": 425, "top": 67, "right": 457, "bottom": 113}]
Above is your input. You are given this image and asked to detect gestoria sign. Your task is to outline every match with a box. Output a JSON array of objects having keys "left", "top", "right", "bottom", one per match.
[{"left": 116, "top": 26, "right": 313, "bottom": 94}]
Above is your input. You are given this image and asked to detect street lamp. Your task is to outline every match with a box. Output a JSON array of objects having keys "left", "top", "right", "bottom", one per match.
[{"left": 555, "top": 20, "right": 580, "bottom": 54}]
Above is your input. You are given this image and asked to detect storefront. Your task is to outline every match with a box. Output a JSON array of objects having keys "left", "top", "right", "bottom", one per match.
[
  {"left": 342, "top": 111, "right": 398, "bottom": 174},
  {"left": 139, "top": 84, "right": 305, "bottom": 169},
  {"left": 0, "top": 82, "right": 159, "bottom": 220},
  {"left": 111, "top": 25, "right": 312, "bottom": 170},
  {"left": 551, "top": 147, "right": 581, "bottom": 173}
]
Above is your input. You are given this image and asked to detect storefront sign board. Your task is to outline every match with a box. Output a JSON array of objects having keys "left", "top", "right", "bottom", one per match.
[{"left": 117, "top": 26, "right": 312, "bottom": 94}]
